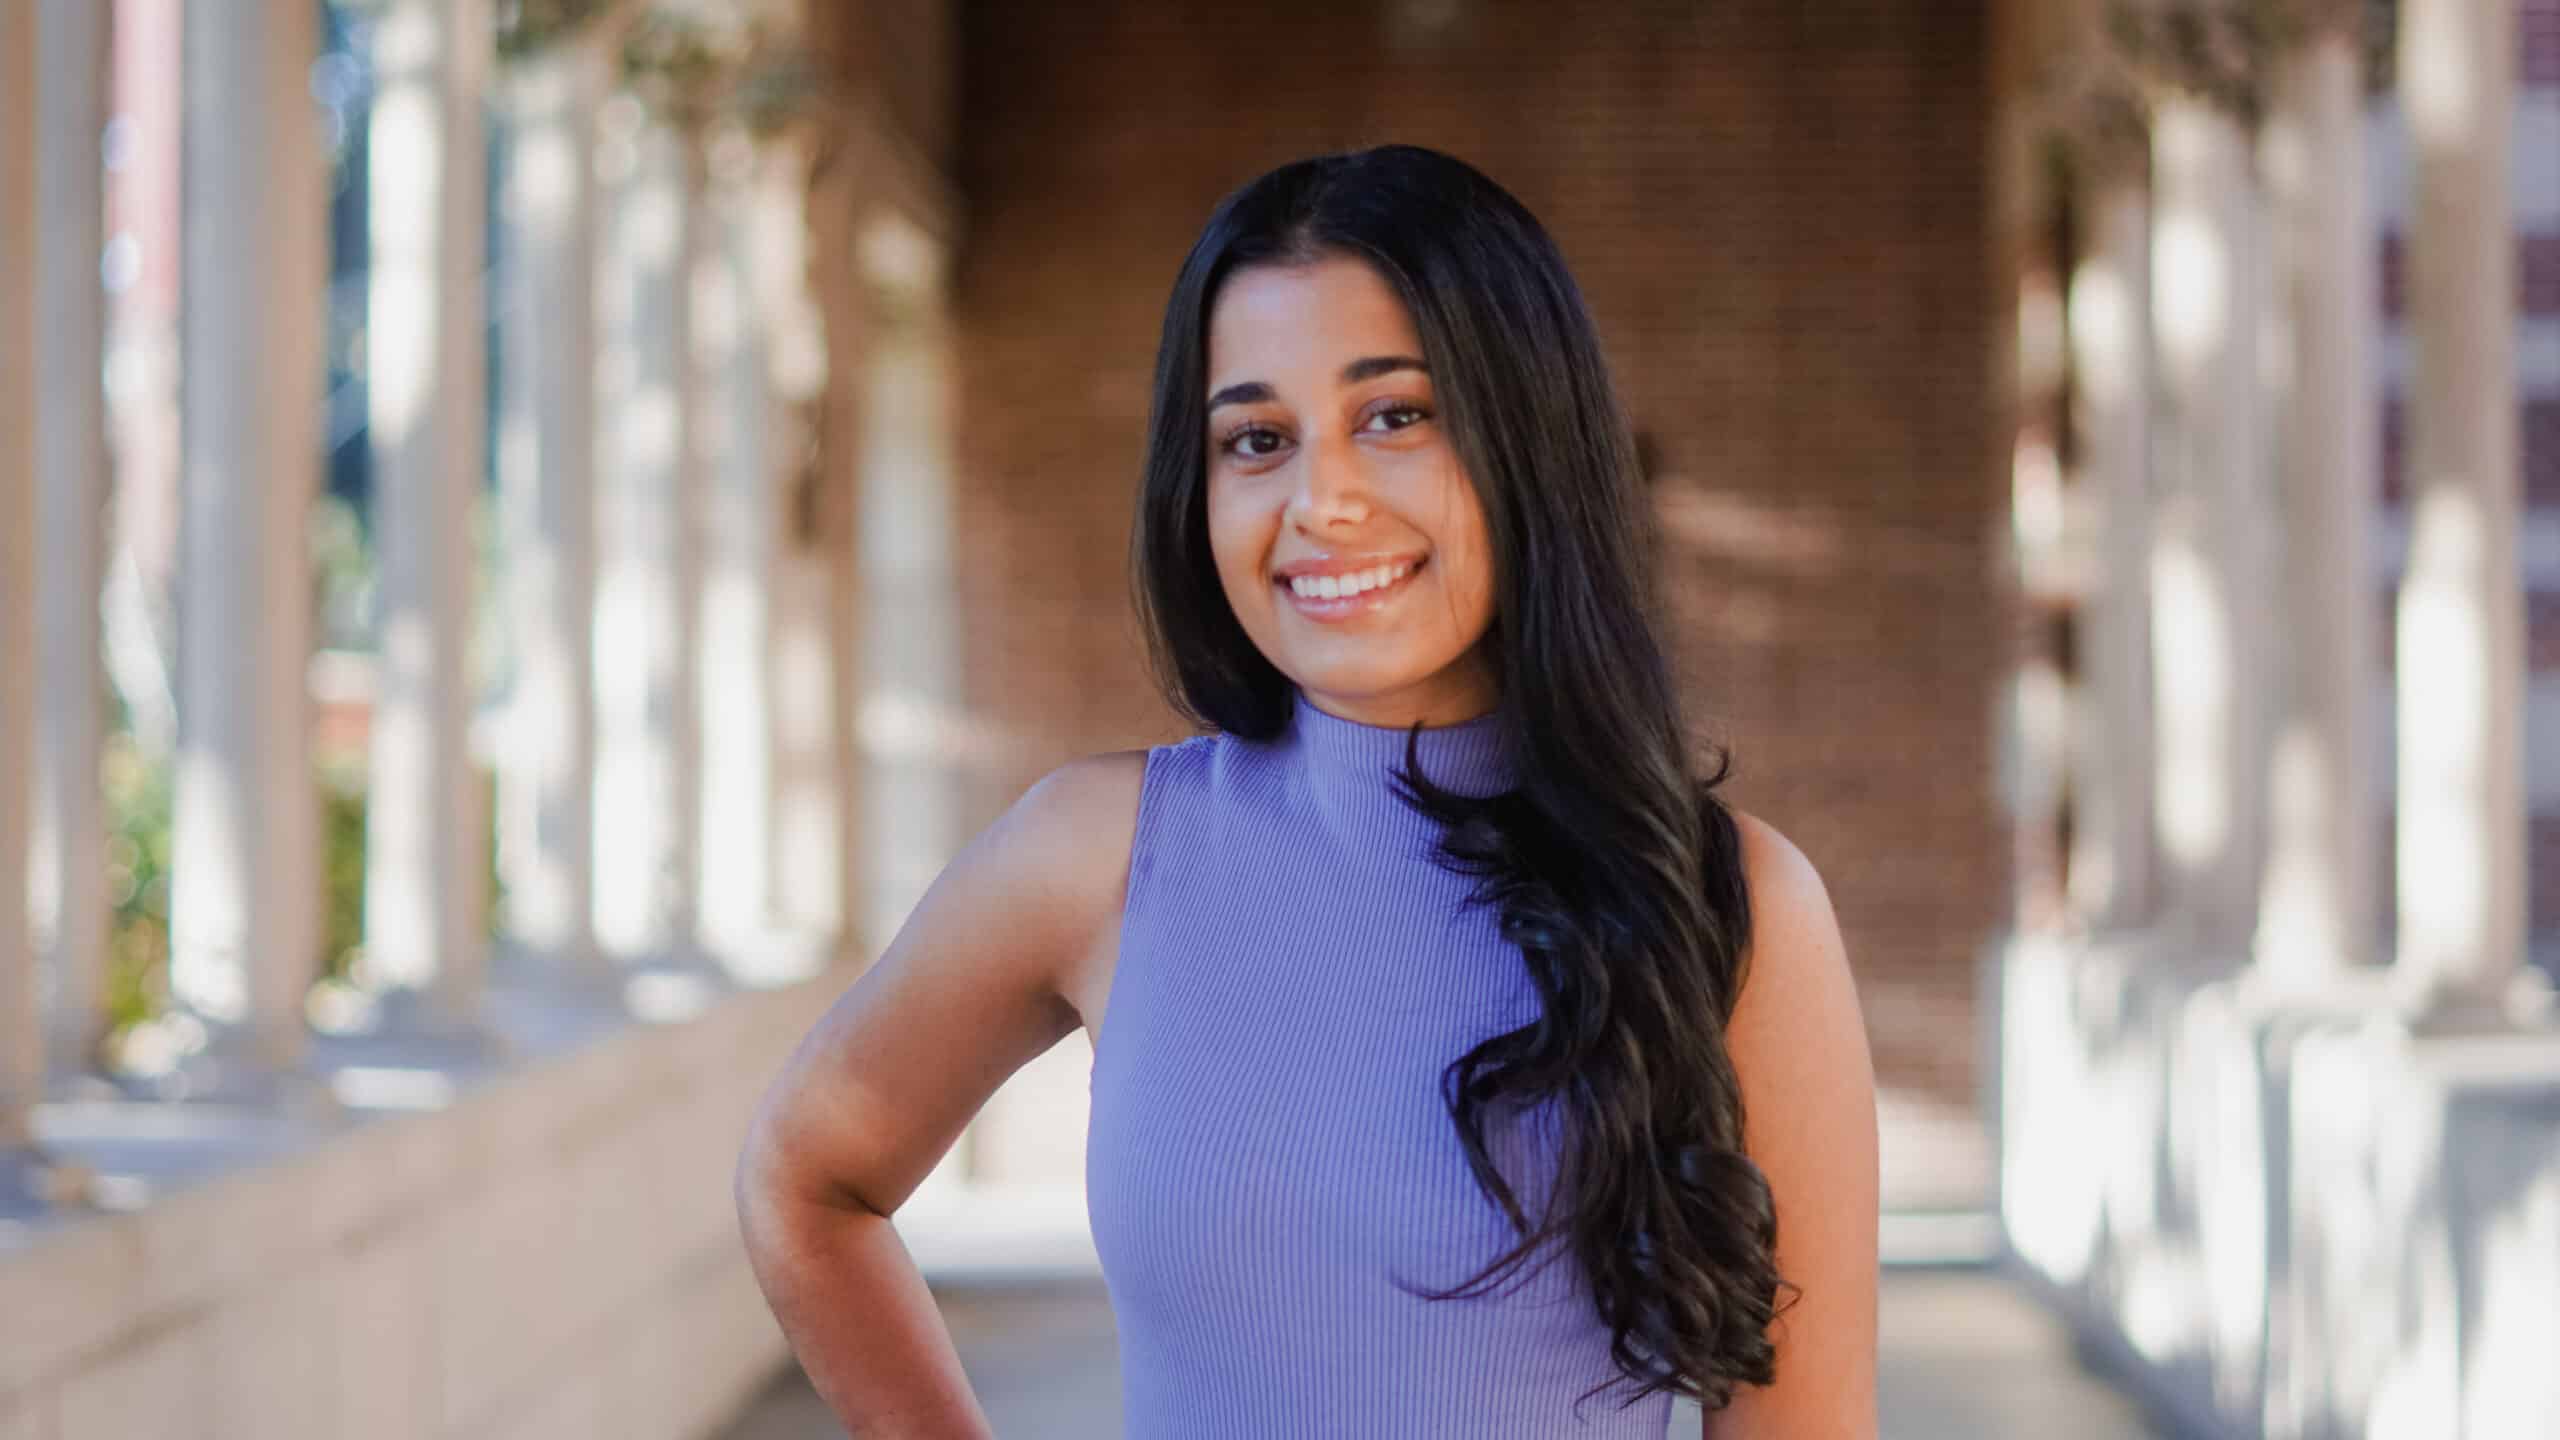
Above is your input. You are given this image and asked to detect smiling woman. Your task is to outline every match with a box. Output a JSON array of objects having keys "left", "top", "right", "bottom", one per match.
[
  {"left": 1199, "top": 257, "right": 1500, "bottom": 729},
  {"left": 736, "top": 143, "right": 1878, "bottom": 1440}
]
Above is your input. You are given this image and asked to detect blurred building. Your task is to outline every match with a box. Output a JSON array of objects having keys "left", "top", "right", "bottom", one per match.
[{"left": 0, "top": 1, "right": 2554, "bottom": 1438}]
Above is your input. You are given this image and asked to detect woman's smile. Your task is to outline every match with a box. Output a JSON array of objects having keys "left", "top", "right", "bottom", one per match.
[{"left": 1275, "top": 554, "right": 1428, "bottom": 622}]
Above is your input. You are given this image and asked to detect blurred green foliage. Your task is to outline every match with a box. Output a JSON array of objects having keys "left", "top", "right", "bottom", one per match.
[
  {"left": 321, "top": 763, "right": 369, "bottom": 992},
  {"left": 493, "top": 0, "right": 618, "bottom": 60},
  {"left": 100, "top": 733, "right": 171, "bottom": 1032},
  {"left": 98, "top": 734, "right": 498, "bottom": 1042}
]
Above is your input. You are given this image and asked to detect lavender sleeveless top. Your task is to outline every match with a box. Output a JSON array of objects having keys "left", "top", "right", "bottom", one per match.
[{"left": 1085, "top": 687, "right": 1691, "bottom": 1438}]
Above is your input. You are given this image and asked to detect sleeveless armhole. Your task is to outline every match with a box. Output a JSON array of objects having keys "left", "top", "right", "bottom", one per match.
[{"left": 1092, "top": 734, "right": 1208, "bottom": 1064}]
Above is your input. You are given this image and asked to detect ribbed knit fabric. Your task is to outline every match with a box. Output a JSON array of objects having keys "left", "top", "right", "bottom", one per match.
[{"left": 1086, "top": 687, "right": 1681, "bottom": 1438}]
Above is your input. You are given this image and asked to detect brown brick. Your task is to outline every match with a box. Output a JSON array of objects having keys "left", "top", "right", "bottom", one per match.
[
  {"left": 2526, "top": 0, "right": 2560, "bottom": 88},
  {"left": 2384, "top": 395, "right": 2560, "bottom": 505},
  {"left": 2381, "top": 229, "right": 2404, "bottom": 323},
  {"left": 2531, "top": 395, "right": 2560, "bottom": 506},
  {"left": 2379, "top": 231, "right": 2560, "bottom": 322},
  {"left": 2525, "top": 233, "right": 2560, "bottom": 319}
]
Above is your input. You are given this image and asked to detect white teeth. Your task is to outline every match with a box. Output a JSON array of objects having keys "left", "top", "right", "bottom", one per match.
[{"left": 1288, "top": 560, "right": 1415, "bottom": 600}]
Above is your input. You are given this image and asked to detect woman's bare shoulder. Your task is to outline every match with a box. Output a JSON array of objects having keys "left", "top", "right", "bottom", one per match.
[
  {"left": 1016, "top": 748, "right": 1150, "bottom": 840},
  {"left": 1005, "top": 747, "right": 1151, "bottom": 924},
  {"left": 999, "top": 749, "right": 1152, "bottom": 1027}
]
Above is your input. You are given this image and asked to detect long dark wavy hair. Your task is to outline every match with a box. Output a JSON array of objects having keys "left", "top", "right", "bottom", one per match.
[{"left": 1128, "top": 143, "right": 1795, "bottom": 1416}]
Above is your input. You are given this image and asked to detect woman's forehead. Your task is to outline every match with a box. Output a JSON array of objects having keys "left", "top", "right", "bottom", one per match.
[{"left": 1205, "top": 258, "right": 1423, "bottom": 383}]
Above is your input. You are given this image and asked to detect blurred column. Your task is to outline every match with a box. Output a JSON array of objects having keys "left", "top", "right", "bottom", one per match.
[
  {"left": 667, "top": 128, "right": 708, "bottom": 964},
  {"left": 99, "top": 0, "right": 183, "bottom": 758},
  {"left": 2065, "top": 170, "right": 2159, "bottom": 931},
  {"left": 4, "top": 0, "right": 42, "bottom": 1152},
  {"left": 496, "top": 30, "right": 609, "bottom": 982},
  {"left": 169, "top": 0, "right": 327, "bottom": 1081},
  {"left": 804, "top": 158, "right": 868, "bottom": 960},
  {"left": 1, "top": 0, "right": 89, "bottom": 1215},
  {"left": 2254, "top": 23, "right": 2382, "bottom": 984},
  {"left": 2010, "top": 198, "right": 2071, "bottom": 936},
  {"left": 748, "top": 141, "right": 843, "bottom": 947},
  {"left": 694, "top": 131, "right": 775, "bottom": 955},
  {"left": 853, "top": 216, "right": 963, "bottom": 956},
  {"left": 2392, "top": 0, "right": 2526, "bottom": 1022},
  {"left": 2146, "top": 94, "right": 2277, "bottom": 959},
  {"left": 593, "top": 110, "right": 702, "bottom": 962},
  {"left": 34, "top": 0, "right": 112, "bottom": 1068},
  {"left": 363, "top": 0, "right": 492, "bottom": 1029}
]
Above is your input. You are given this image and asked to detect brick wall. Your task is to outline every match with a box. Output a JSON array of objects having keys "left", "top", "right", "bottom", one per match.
[
  {"left": 804, "top": 0, "right": 956, "bottom": 175},
  {"left": 949, "top": 0, "right": 2007, "bottom": 1102}
]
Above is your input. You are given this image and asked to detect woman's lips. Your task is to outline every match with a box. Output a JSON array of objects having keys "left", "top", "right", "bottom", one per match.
[{"left": 1276, "top": 556, "right": 1426, "bottom": 621}]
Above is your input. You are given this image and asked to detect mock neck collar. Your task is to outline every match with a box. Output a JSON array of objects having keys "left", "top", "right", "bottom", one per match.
[{"left": 1284, "top": 688, "right": 1517, "bottom": 853}]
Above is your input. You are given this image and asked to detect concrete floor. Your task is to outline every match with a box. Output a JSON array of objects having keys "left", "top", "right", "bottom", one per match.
[{"left": 721, "top": 1269, "right": 2169, "bottom": 1440}]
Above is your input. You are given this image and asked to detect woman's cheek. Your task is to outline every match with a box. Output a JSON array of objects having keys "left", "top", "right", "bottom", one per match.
[{"left": 1210, "top": 537, "right": 1275, "bottom": 633}]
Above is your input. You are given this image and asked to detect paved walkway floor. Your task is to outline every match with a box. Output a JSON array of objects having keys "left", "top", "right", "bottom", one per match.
[{"left": 722, "top": 1268, "right": 2169, "bottom": 1439}]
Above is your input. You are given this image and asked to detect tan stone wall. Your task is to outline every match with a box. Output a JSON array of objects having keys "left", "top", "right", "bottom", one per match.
[{"left": 0, "top": 979, "right": 844, "bottom": 1440}]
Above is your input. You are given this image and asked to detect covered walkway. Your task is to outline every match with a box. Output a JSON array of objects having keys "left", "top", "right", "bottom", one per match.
[
  {"left": 6, "top": 1, "right": 2555, "bottom": 1437},
  {"left": 722, "top": 1273, "right": 2165, "bottom": 1440}
]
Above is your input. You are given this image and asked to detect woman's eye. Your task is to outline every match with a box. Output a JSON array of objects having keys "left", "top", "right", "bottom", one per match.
[
  {"left": 1363, "top": 404, "right": 1429, "bottom": 432},
  {"left": 1222, "top": 426, "right": 1286, "bottom": 458}
]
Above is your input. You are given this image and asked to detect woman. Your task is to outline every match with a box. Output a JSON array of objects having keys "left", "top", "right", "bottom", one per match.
[{"left": 735, "top": 143, "right": 1879, "bottom": 1438}]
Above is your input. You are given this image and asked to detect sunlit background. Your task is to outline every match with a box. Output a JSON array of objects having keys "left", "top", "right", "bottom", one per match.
[{"left": 2, "top": 1, "right": 2555, "bottom": 1437}]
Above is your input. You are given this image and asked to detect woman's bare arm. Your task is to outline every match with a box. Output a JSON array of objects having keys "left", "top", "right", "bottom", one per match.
[
  {"left": 734, "top": 750, "right": 1146, "bottom": 1438},
  {"left": 1713, "top": 809, "right": 1881, "bottom": 1439}
]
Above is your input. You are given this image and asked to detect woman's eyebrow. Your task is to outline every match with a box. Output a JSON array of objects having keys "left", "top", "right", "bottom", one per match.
[
  {"left": 1206, "top": 380, "right": 1273, "bottom": 412},
  {"left": 1205, "top": 356, "right": 1430, "bottom": 412},
  {"left": 1339, "top": 354, "right": 1427, "bottom": 384}
]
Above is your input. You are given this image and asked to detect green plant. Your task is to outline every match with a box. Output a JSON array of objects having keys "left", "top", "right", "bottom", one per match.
[
  {"left": 321, "top": 765, "right": 369, "bottom": 987},
  {"left": 96, "top": 730, "right": 389, "bottom": 1045},
  {"left": 494, "top": 0, "right": 619, "bottom": 60},
  {"left": 2102, "top": 0, "right": 2388, "bottom": 126},
  {"left": 100, "top": 732, "right": 172, "bottom": 1033}
]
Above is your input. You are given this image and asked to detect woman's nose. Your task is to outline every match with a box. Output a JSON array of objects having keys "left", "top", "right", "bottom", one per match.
[{"left": 1289, "top": 432, "right": 1375, "bottom": 528}]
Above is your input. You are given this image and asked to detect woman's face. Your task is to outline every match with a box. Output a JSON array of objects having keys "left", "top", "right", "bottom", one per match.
[{"left": 1201, "top": 254, "right": 1499, "bottom": 730}]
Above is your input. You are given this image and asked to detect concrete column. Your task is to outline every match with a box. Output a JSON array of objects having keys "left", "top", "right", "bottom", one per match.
[
  {"left": 4, "top": 0, "right": 42, "bottom": 1151},
  {"left": 33, "top": 0, "right": 112, "bottom": 1069},
  {"left": 2146, "top": 94, "right": 2277, "bottom": 960},
  {"left": 801, "top": 163, "right": 868, "bottom": 964},
  {"left": 668, "top": 131, "right": 708, "bottom": 964},
  {"left": 593, "top": 112, "right": 703, "bottom": 962},
  {"left": 745, "top": 143, "right": 841, "bottom": 948},
  {"left": 0, "top": 0, "right": 88, "bottom": 1215},
  {"left": 766, "top": 494, "right": 843, "bottom": 945},
  {"left": 169, "top": 0, "right": 327, "bottom": 1077},
  {"left": 853, "top": 215, "right": 964, "bottom": 957},
  {"left": 2011, "top": 246, "right": 2071, "bottom": 938},
  {"left": 496, "top": 34, "right": 608, "bottom": 981},
  {"left": 2065, "top": 175, "right": 2159, "bottom": 931},
  {"left": 363, "top": 0, "right": 491, "bottom": 1026},
  {"left": 591, "top": 94, "right": 651, "bottom": 960},
  {"left": 695, "top": 135, "right": 776, "bottom": 955},
  {"left": 2251, "top": 25, "right": 2383, "bottom": 984},
  {"left": 2392, "top": 0, "right": 2527, "bottom": 1020},
  {"left": 97, "top": 0, "right": 181, "bottom": 759}
]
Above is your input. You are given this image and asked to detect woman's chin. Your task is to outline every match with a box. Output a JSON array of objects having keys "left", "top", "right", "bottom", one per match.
[{"left": 1280, "top": 656, "right": 1494, "bottom": 717}]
